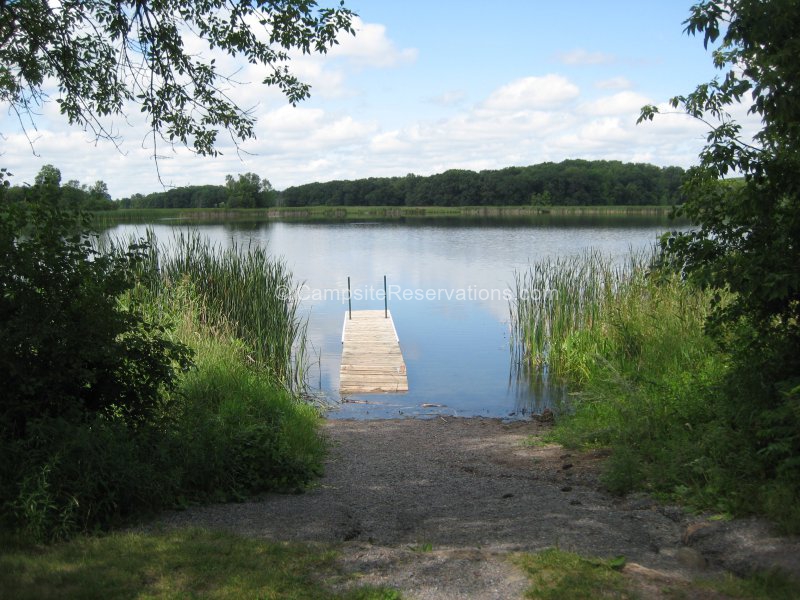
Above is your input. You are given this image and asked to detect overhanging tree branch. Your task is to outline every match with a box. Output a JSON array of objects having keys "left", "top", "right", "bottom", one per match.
[{"left": 0, "top": 1, "right": 356, "bottom": 166}]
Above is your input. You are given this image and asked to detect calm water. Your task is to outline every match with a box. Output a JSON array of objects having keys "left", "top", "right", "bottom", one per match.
[{"left": 106, "top": 216, "right": 679, "bottom": 419}]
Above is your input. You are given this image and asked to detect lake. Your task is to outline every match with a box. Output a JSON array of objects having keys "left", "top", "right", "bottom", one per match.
[{"left": 105, "top": 215, "right": 680, "bottom": 419}]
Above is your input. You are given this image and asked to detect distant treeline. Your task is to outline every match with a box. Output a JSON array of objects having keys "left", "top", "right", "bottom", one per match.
[
  {"left": 118, "top": 173, "right": 275, "bottom": 209},
  {"left": 280, "top": 160, "right": 686, "bottom": 207},
  {"left": 7, "top": 160, "right": 686, "bottom": 211},
  {"left": 5, "top": 164, "right": 117, "bottom": 210}
]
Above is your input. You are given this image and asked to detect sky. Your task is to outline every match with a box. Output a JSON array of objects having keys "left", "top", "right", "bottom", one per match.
[{"left": 0, "top": 1, "right": 756, "bottom": 199}]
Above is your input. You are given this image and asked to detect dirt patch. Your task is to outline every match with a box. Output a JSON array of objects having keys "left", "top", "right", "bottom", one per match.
[{"left": 151, "top": 417, "right": 800, "bottom": 598}]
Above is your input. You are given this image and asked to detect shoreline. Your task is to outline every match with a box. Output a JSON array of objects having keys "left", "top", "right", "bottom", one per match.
[{"left": 94, "top": 204, "right": 679, "bottom": 225}]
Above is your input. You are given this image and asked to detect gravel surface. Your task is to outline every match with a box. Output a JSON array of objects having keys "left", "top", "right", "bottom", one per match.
[{"left": 151, "top": 417, "right": 800, "bottom": 599}]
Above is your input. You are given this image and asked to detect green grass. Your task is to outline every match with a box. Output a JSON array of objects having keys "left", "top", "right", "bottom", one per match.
[
  {"left": 693, "top": 570, "right": 800, "bottom": 600},
  {"left": 511, "top": 250, "right": 627, "bottom": 379},
  {"left": 514, "top": 548, "right": 631, "bottom": 599},
  {"left": 511, "top": 249, "right": 800, "bottom": 529},
  {"left": 510, "top": 251, "right": 728, "bottom": 502},
  {"left": 124, "top": 230, "right": 308, "bottom": 391},
  {"left": 514, "top": 548, "right": 799, "bottom": 600},
  {"left": 168, "top": 295, "right": 325, "bottom": 497},
  {"left": 0, "top": 529, "right": 401, "bottom": 599}
]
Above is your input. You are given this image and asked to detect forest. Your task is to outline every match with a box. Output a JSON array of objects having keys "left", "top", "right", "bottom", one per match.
[
  {"left": 4, "top": 164, "right": 116, "bottom": 211},
  {"left": 112, "top": 159, "right": 685, "bottom": 209},
  {"left": 279, "top": 160, "right": 685, "bottom": 207},
  {"left": 119, "top": 173, "right": 276, "bottom": 209}
]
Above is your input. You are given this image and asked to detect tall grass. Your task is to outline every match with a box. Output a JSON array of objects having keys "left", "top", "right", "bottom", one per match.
[
  {"left": 124, "top": 231, "right": 308, "bottom": 391},
  {"left": 165, "top": 286, "right": 324, "bottom": 497},
  {"left": 510, "top": 251, "right": 644, "bottom": 381},
  {"left": 510, "top": 250, "right": 742, "bottom": 513}
]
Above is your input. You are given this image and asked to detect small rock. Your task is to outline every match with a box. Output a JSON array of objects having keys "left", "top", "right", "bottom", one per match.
[
  {"left": 562, "top": 463, "right": 573, "bottom": 470},
  {"left": 560, "top": 485, "right": 572, "bottom": 492},
  {"left": 502, "top": 493, "right": 514, "bottom": 499}
]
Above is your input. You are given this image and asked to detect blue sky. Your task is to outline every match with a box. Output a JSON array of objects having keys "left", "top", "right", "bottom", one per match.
[{"left": 1, "top": 1, "right": 751, "bottom": 198}]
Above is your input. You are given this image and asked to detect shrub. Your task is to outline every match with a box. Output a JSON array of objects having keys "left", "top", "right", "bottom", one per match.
[
  {"left": 1, "top": 181, "right": 323, "bottom": 541},
  {"left": 0, "top": 183, "right": 191, "bottom": 438}
]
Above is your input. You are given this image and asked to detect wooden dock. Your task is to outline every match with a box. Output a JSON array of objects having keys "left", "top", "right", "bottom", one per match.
[{"left": 340, "top": 310, "right": 408, "bottom": 394}]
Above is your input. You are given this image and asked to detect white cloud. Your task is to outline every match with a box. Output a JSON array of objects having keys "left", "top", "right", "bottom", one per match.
[
  {"left": 481, "top": 75, "right": 579, "bottom": 112},
  {"left": 370, "top": 130, "right": 413, "bottom": 153},
  {"left": 260, "top": 106, "right": 326, "bottom": 134},
  {"left": 556, "top": 48, "right": 615, "bottom": 66},
  {"left": 581, "top": 91, "right": 652, "bottom": 116},
  {"left": 328, "top": 17, "right": 417, "bottom": 67}
]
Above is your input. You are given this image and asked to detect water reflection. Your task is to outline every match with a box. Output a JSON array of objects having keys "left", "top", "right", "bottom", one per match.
[{"left": 103, "top": 216, "right": 679, "bottom": 420}]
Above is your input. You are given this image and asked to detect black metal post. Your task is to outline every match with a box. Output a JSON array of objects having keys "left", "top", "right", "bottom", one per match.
[
  {"left": 347, "top": 276, "right": 352, "bottom": 319},
  {"left": 384, "top": 275, "right": 388, "bottom": 318}
]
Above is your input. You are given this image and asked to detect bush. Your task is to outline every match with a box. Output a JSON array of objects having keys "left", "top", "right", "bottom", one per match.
[
  {"left": 0, "top": 190, "right": 324, "bottom": 540},
  {"left": 0, "top": 183, "right": 191, "bottom": 437}
]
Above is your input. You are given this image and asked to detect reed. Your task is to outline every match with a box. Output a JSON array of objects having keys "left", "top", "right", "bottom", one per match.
[
  {"left": 120, "top": 231, "right": 308, "bottom": 391},
  {"left": 510, "top": 250, "right": 647, "bottom": 380}
]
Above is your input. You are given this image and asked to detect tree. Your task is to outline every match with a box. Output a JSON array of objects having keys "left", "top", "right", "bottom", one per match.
[
  {"left": 639, "top": 0, "right": 800, "bottom": 506},
  {"left": 640, "top": 0, "right": 799, "bottom": 355},
  {"left": 225, "top": 172, "right": 274, "bottom": 208},
  {"left": 33, "top": 164, "right": 61, "bottom": 188},
  {"left": 0, "top": 1, "right": 355, "bottom": 158},
  {"left": 0, "top": 184, "right": 192, "bottom": 438}
]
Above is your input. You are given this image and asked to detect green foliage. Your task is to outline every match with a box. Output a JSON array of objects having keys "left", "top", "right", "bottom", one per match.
[
  {"left": 513, "top": 250, "right": 800, "bottom": 528},
  {"left": 511, "top": 251, "right": 625, "bottom": 379},
  {"left": 515, "top": 547, "right": 799, "bottom": 600},
  {"left": 514, "top": 548, "right": 631, "bottom": 599},
  {"left": 280, "top": 160, "right": 685, "bottom": 208},
  {"left": 115, "top": 172, "right": 275, "bottom": 208},
  {"left": 1, "top": 182, "right": 322, "bottom": 541},
  {"left": 6, "top": 165, "right": 117, "bottom": 210},
  {"left": 0, "top": 178, "right": 191, "bottom": 438},
  {"left": 138, "top": 232, "right": 309, "bottom": 390},
  {"left": 168, "top": 293, "right": 324, "bottom": 497},
  {"left": 225, "top": 172, "right": 275, "bottom": 208},
  {"left": 0, "top": 1, "right": 355, "bottom": 156},
  {"left": 1, "top": 281, "right": 324, "bottom": 541},
  {"left": 699, "top": 569, "right": 800, "bottom": 600},
  {"left": 1, "top": 415, "right": 182, "bottom": 540},
  {"left": 0, "top": 528, "right": 401, "bottom": 599},
  {"left": 638, "top": 0, "right": 800, "bottom": 527}
]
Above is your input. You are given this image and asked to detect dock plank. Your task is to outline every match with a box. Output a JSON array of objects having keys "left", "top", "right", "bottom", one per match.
[{"left": 340, "top": 310, "right": 408, "bottom": 394}]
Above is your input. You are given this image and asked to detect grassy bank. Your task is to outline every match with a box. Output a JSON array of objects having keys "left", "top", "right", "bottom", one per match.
[
  {"left": 511, "top": 251, "right": 800, "bottom": 530},
  {"left": 95, "top": 204, "right": 675, "bottom": 224},
  {"left": 2, "top": 235, "right": 322, "bottom": 541},
  {"left": 135, "top": 232, "right": 309, "bottom": 390}
]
